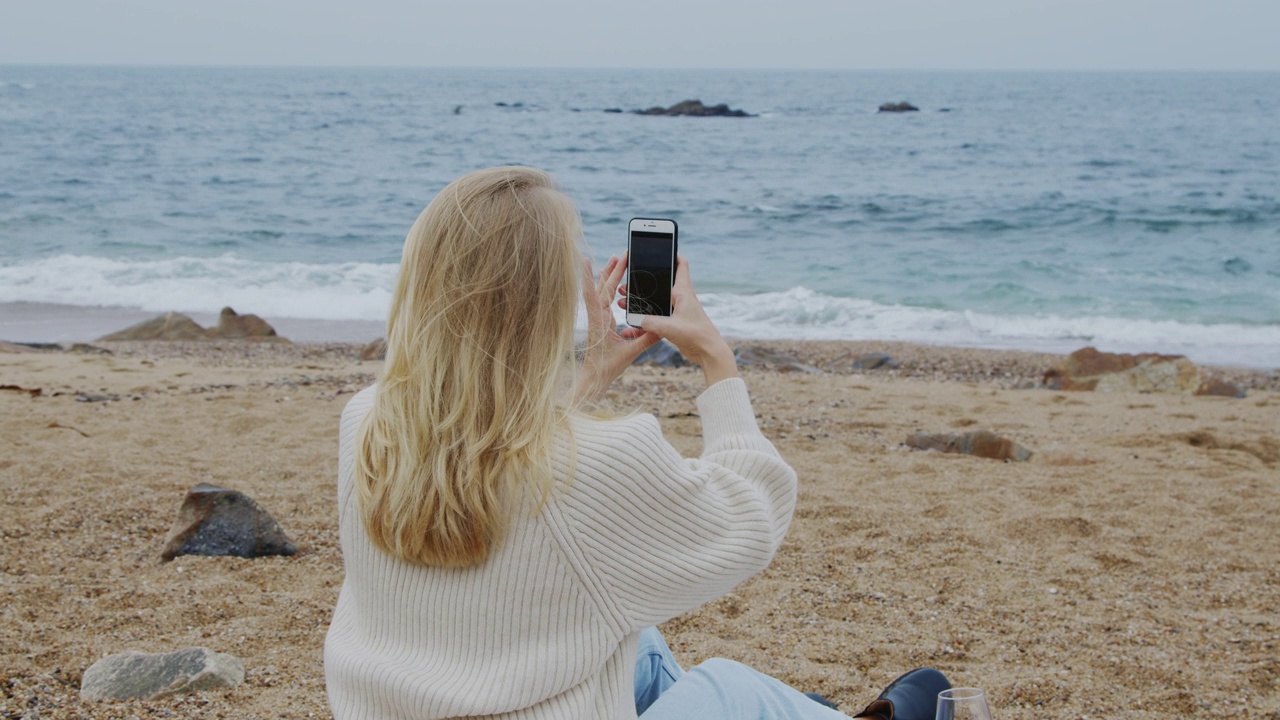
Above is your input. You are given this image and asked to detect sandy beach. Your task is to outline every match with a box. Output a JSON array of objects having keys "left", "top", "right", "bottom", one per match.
[{"left": 2, "top": 339, "right": 1277, "bottom": 718}]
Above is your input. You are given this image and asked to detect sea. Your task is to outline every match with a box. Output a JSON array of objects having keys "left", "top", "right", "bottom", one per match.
[{"left": 2, "top": 67, "right": 1278, "bottom": 367}]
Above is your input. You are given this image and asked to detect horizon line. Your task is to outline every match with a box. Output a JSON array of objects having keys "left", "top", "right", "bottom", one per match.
[{"left": 3, "top": 61, "right": 1279, "bottom": 74}]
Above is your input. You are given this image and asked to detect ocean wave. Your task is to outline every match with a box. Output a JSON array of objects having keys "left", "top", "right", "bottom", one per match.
[
  {"left": 699, "top": 287, "right": 1280, "bottom": 368},
  {"left": 0, "top": 254, "right": 396, "bottom": 322},
  {"left": 2, "top": 257, "right": 1276, "bottom": 367}
]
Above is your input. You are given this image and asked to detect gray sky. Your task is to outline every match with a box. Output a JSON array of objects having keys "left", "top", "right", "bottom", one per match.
[{"left": 3, "top": 0, "right": 1279, "bottom": 70}]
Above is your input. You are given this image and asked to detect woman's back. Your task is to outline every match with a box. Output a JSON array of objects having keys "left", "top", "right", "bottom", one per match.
[{"left": 325, "top": 380, "right": 796, "bottom": 720}]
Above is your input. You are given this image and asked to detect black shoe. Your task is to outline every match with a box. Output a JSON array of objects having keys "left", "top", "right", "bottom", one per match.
[{"left": 854, "top": 667, "right": 951, "bottom": 720}]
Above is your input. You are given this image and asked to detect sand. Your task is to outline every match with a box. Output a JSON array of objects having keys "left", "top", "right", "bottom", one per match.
[{"left": 2, "top": 340, "right": 1278, "bottom": 719}]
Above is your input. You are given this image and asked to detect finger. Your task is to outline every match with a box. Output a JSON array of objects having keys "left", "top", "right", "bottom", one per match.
[
  {"left": 580, "top": 258, "right": 596, "bottom": 303},
  {"left": 581, "top": 259, "right": 605, "bottom": 324},
  {"left": 595, "top": 255, "right": 618, "bottom": 297},
  {"left": 600, "top": 252, "right": 627, "bottom": 300},
  {"left": 616, "top": 331, "right": 662, "bottom": 365},
  {"left": 672, "top": 255, "right": 694, "bottom": 292},
  {"left": 618, "top": 326, "right": 655, "bottom": 340},
  {"left": 636, "top": 313, "right": 667, "bottom": 335}
]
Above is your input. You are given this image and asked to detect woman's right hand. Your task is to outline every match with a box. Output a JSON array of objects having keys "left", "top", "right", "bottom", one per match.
[{"left": 618, "top": 255, "right": 739, "bottom": 386}]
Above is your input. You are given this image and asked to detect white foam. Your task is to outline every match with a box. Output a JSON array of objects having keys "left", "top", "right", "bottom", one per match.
[
  {"left": 2, "top": 258, "right": 1276, "bottom": 368},
  {"left": 0, "top": 254, "right": 397, "bottom": 321},
  {"left": 700, "top": 287, "right": 1280, "bottom": 368}
]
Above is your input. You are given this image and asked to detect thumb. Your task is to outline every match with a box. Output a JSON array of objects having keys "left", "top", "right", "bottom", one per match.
[
  {"left": 619, "top": 331, "right": 662, "bottom": 364},
  {"left": 635, "top": 313, "right": 671, "bottom": 337}
]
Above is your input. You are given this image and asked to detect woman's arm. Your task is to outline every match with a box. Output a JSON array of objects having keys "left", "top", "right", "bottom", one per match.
[{"left": 549, "top": 379, "right": 797, "bottom": 631}]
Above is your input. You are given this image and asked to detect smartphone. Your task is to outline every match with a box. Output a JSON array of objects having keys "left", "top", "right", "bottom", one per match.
[{"left": 626, "top": 218, "right": 678, "bottom": 326}]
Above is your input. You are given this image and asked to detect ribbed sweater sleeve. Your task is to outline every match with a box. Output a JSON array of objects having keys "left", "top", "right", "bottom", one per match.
[{"left": 551, "top": 377, "right": 798, "bottom": 631}]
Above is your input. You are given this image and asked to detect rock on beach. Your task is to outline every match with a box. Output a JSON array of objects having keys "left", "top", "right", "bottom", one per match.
[
  {"left": 359, "top": 338, "right": 387, "bottom": 361},
  {"left": 210, "top": 307, "right": 279, "bottom": 339},
  {"left": 97, "top": 308, "right": 285, "bottom": 342},
  {"left": 80, "top": 647, "right": 244, "bottom": 701},
  {"left": 161, "top": 483, "right": 298, "bottom": 561},
  {"left": 906, "top": 430, "right": 1034, "bottom": 462},
  {"left": 98, "top": 312, "right": 208, "bottom": 342},
  {"left": 1043, "top": 346, "right": 1244, "bottom": 397},
  {"left": 852, "top": 352, "right": 897, "bottom": 370},
  {"left": 634, "top": 340, "right": 686, "bottom": 368},
  {"left": 735, "top": 344, "right": 822, "bottom": 374}
]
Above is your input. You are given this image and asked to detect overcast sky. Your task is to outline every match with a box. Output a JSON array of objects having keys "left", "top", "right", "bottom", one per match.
[{"left": 3, "top": 0, "right": 1279, "bottom": 71}]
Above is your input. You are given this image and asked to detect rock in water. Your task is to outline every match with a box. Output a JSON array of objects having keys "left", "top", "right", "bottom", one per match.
[
  {"left": 207, "top": 306, "right": 280, "bottom": 340},
  {"left": 878, "top": 101, "right": 920, "bottom": 113},
  {"left": 1222, "top": 256, "right": 1252, "bottom": 275},
  {"left": 97, "top": 312, "right": 208, "bottom": 341},
  {"left": 80, "top": 647, "right": 244, "bottom": 701},
  {"left": 906, "top": 430, "right": 1034, "bottom": 462},
  {"left": 161, "top": 483, "right": 297, "bottom": 561},
  {"left": 634, "top": 99, "right": 755, "bottom": 117},
  {"left": 1044, "top": 346, "right": 1243, "bottom": 397}
]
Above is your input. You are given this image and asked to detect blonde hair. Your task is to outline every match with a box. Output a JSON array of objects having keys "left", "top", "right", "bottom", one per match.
[{"left": 355, "top": 166, "right": 582, "bottom": 568}]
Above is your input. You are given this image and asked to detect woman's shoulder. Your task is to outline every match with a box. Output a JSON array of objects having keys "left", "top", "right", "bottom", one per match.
[
  {"left": 557, "top": 410, "right": 679, "bottom": 483},
  {"left": 566, "top": 409, "right": 663, "bottom": 443},
  {"left": 340, "top": 385, "right": 377, "bottom": 426}
]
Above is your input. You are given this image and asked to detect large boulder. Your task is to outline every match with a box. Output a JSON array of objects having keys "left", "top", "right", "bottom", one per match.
[
  {"left": 98, "top": 312, "right": 208, "bottom": 341},
  {"left": 97, "top": 308, "right": 285, "bottom": 342},
  {"left": 906, "top": 430, "right": 1034, "bottom": 462},
  {"left": 634, "top": 100, "right": 754, "bottom": 117},
  {"left": 1044, "top": 347, "right": 1243, "bottom": 397},
  {"left": 207, "top": 307, "right": 279, "bottom": 339},
  {"left": 80, "top": 647, "right": 244, "bottom": 701},
  {"left": 161, "top": 483, "right": 298, "bottom": 561}
]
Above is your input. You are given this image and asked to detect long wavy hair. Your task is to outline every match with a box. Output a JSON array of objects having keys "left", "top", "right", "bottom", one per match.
[{"left": 354, "top": 166, "right": 582, "bottom": 567}]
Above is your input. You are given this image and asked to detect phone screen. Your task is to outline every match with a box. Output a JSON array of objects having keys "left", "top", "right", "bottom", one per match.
[{"left": 628, "top": 230, "right": 675, "bottom": 317}]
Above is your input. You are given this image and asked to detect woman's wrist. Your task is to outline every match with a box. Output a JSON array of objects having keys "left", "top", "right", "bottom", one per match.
[{"left": 698, "top": 343, "right": 739, "bottom": 386}]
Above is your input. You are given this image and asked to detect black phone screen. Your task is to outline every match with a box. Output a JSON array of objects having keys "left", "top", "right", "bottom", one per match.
[{"left": 628, "top": 230, "right": 675, "bottom": 316}]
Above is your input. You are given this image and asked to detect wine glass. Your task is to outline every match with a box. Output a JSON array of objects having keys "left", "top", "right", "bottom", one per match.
[{"left": 935, "top": 687, "right": 992, "bottom": 720}]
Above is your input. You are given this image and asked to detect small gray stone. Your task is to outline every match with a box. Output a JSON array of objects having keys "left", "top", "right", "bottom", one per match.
[
  {"left": 734, "top": 345, "right": 821, "bottom": 374},
  {"left": 161, "top": 483, "right": 297, "bottom": 561},
  {"left": 80, "top": 647, "right": 244, "bottom": 701},
  {"left": 906, "top": 430, "right": 1034, "bottom": 462},
  {"left": 852, "top": 352, "right": 897, "bottom": 370},
  {"left": 734, "top": 345, "right": 800, "bottom": 368}
]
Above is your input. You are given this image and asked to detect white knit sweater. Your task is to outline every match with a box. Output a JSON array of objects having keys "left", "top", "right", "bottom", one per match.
[{"left": 324, "top": 378, "right": 797, "bottom": 719}]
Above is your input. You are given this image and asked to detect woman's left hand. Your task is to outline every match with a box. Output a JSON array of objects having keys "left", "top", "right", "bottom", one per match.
[{"left": 574, "top": 253, "right": 660, "bottom": 404}]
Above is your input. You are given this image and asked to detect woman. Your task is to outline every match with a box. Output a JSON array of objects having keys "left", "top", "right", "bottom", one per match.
[{"left": 324, "top": 166, "right": 949, "bottom": 719}]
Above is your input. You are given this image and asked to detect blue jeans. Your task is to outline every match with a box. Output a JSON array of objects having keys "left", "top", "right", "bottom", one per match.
[{"left": 634, "top": 627, "right": 851, "bottom": 719}]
